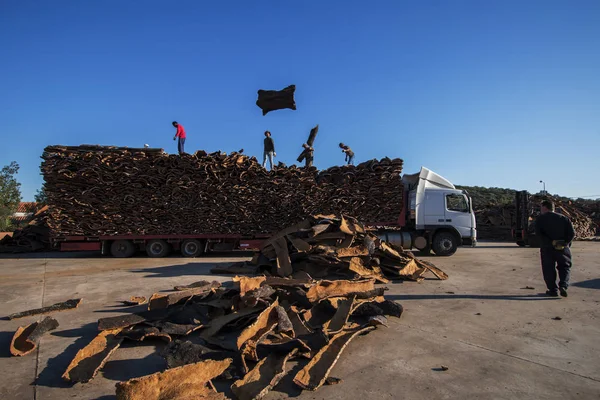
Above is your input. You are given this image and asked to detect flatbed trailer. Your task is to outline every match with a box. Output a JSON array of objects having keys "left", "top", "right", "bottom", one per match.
[
  {"left": 54, "top": 233, "right": 269, "bottom": 258},
  {"left": 52, "top": 167, "right": 477, "bottom": 258}
]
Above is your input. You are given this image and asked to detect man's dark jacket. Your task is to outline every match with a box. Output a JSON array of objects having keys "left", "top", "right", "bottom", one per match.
[
  {"left": 264, "top": 137, "right": 275, "bottom": 153},
  {"left": 534, "top": 212, "right": 575, "bottom": 249}
]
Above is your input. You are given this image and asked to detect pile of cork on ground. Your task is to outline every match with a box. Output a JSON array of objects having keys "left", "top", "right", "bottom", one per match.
[{"left": 6, "top": 215, "right": 447, "bottom": 400}]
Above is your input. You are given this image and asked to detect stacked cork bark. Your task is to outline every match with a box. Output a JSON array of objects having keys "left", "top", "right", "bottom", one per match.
[
  {"left": 475, "top": 195, "right": 597, "bottom": 240},
  {"left": 41, "top": 145, "right": 404, "bottom": 237}
]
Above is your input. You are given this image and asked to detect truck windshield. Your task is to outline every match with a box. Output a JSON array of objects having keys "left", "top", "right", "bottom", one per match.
[{"left": 446, "top": 194, "right": 469, "bottom": 213}]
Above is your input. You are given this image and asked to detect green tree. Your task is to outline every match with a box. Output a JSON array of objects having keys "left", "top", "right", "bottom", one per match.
[
  {"left": 0, "top": 161, "right": 22, "bottom": 231},
  {"left": 34, "top": 184, "right": 48, "bottom": 205}
]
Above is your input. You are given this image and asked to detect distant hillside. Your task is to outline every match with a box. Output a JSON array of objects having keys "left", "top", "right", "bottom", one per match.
[
  {"left": 457, "top": 185, "right": 600, "bottom": 234},
  {"left": 456, "top": 186, "right": 516, "bottom": 209}
]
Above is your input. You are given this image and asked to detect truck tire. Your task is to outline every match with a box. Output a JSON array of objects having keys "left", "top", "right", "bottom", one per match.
[
  {"left": 181, "top": 239, "right": 205, "bottom": 257},
  {"left": 432, "top": 232, "right": 458, "bottom": 256},
  {"left": 111, "top": 240, "right": 136, "bottom": 258},
  {"left": 146, "top": 239, "right": 171, "bottom": 258}
]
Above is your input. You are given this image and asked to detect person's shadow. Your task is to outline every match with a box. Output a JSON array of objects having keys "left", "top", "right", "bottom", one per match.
[{"left": 572, "top": 278, "right": 600, "bottom": 290}]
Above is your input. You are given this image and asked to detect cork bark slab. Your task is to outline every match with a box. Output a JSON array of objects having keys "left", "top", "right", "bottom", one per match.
[
  {"left": 352, "top": 299, "right": 403, "bottom": 318},
  {"left": 98, "top": 308, "right": 172, "bottom": 331},
  {"left": 200, "top": 306, "right": 263, "bottom": 339},
  {"left": 233, "top": 276, "right": 266, "bottom": 297},
  {"left": 119, "top": 326, "right": 171, "bottom": 342},
  {"left": 62, "top": 328, "right": 124, "bottom": 383},
  {"left": 231, "top": 349, "right": 297, "bottom": 400},
  {"left": 122, "top": 296, "right": 147, "bottom": 306},
  {"left": 148, "top": 287, "right": 214, "bottom": 310},
  {"left": 174, "top": 280, "right": 221, "bottom": 292},
  {"left": 324, "top": 297, "right": 355, "bottom": 335},
  {"left": 306, "top": 279, "right": 375, "bottom": 303},
  {"left": 293, "top": 327, "right": 375, "bottom": 391},
  {"left": 115, "top": 359, "right": 231, "bottom": 400},
  {"left": 10, "top": 316, "right": 59, "bottom": 356},
  {"left": 7, "top": 298, "right": 82, "bottom": 320}
]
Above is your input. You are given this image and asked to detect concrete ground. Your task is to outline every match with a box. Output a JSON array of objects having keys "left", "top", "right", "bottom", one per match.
[{"left": 0, "top": 242, "right": 599, "bottom": 400}]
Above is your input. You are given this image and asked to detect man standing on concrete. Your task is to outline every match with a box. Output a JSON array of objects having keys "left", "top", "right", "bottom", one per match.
[
  {"left": 535, "top": 200, "right": 575, "bottom": 297},
  {"left": 172, "top": 121, "right": 186, "bottom": 155},
  {"left": 339, "top": 143, "right": 355, "bottom": 165},
  {"left": 263, "top": 131, "right": 276, "bottom": 170}
]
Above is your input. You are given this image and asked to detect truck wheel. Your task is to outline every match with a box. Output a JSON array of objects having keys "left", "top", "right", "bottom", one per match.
[
  {"left": 516, "top": 241, "right": 526, "bottom": 247},
  {"left": 111, "top": 240, "right": 136, "bottom": 258},
  {"left": 432, "top": 232, "right": 458, "bottom": 256},
  {"left": 181, "top": 239, "right": 205, "bottom": 257},
  {"left": 146, "top": 239, "right": 171, "bottom": 258}
]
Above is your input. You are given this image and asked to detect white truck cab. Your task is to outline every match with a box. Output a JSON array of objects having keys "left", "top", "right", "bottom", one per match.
[{"left": 379, "top": 167, "right": 477, "bottom": 256}]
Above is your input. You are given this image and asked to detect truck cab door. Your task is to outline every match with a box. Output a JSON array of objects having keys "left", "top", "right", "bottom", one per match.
[
  {"left": 444, "top": 193, "right": 472, "bottom": 238},
  {"left": 422, "top": 191, "right": 446, "bottom": 226}
]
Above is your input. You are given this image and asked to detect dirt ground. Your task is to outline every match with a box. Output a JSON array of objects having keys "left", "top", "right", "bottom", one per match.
[{"left": 0, "top": 242, "right": 599, "bottom": 400}]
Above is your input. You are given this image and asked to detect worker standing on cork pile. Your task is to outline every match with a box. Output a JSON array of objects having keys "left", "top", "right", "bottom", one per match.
[
  {"left": 535, "top": 199, "right": 575, "bottom": 297},
  {"left": 263, "top": 131, "right": 276, "bottom": 170},
  {"left": 172, "top": 121, "right": 186, "bottom": 155},
  {"left": 297, "top": 143, "right": 314, "bottom": 168},
  {"left": 339, "top": 142, "right": 355, "bottom": 165}
]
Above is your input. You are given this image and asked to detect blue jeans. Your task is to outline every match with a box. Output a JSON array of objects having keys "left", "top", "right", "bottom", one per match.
[
  {"left": 347, "top": 155, "right": 355, "bottom": 165},
  {"left": 178, "top": 137, "right": 186, "bottom": 155},
  {"left": 263, "top": 151, "right": 274, "bottom": 170}
]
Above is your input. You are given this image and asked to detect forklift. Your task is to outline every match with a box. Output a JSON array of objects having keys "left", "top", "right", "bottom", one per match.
[{"left": 512, "top": 191, "right": 541, "bottom": 247}]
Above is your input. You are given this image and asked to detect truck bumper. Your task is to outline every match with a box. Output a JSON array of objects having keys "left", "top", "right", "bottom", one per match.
[
  {"left": 463, "top": 228, "right": 477, "bottom": 247},
  {"left": 462, "top": 238, "right": 477, "bottom": 247}
]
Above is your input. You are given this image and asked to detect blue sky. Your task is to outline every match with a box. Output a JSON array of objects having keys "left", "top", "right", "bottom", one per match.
[{"left": 1, "top": 0, "right": 599, "bottom": 201}]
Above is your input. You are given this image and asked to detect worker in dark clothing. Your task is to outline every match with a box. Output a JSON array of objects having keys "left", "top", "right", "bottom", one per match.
[
  {"left": 339, "top": 143, "right": 355, "bottom": 165},
  {"left": 297, "top": 143, "right": 314, "bottom": 168},
  {"left": 534, "top": 200, "right": 575, "bottom": 297},
  {"left": 172, "top": 121, "right": 186, "bottom": 155},
  {"left": 263, "top": 131, "right": 276, "bottom": 170}
]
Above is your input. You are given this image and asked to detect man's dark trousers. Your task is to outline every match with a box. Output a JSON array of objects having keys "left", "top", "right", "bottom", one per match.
[
  {"left": 178, "top": 138, "right": 186, "bottom": 155},
  {"left": 540, "top": 247, "right": 572, "bottom": 292}
]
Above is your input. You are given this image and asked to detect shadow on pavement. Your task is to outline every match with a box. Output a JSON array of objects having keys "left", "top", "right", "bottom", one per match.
[
  {"left": 386, "top": 293, "right": 560, "bottom": 301},
  {"left": 131, "top": 261, "right": 236, "bottom": 278},
  {"left": 102, "top": 342, "right": 167, "bottom": 382},
  {"left": 51, "top": 323, "right": 98, "bottom": 338},
  {"left": 36, "top": 322, "right": 99, "bottom": 388},
  {"left": 95, "top": 396, "right": 116, "bottom": 400},
  {"left": 0, "top": 330, "right": 15, "bottom": 358},
  {"left": 93, "top": 304, "right": 149, "bottom": 314},
  {"left": 572, "top": 278, "right": 600, "bottom": 290},
  {"left": 270, "top": 360, "right": 305, "bottom": 398},
  {"left": 0, "top": 250, "right": 253, "bottom": 260},
  {"left": 471, "top": 245, "right": 525, "bottom": 249},
  {"left": 0, "top": 251, "right": 102, "bottom": 259}
]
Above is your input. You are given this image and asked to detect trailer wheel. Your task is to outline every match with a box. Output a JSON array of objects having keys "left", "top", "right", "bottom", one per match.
[
  {"left": 432, "top": 231, "right": 458, "bottom": 256},
  {"left": 111, "top": 240, "right": 136, "bottom": 258},
  {"left": 181, "top": 239, "right": 205, "bottom": 257},
  {"left": 146, "top": 239, "right": 171, "bottom": 258}
]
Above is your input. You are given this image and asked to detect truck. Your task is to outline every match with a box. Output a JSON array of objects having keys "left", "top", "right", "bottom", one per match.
[
  {"left": 54, "top": 167, "right": 476, "bottom": 257},
  {"left": 378, "top": 167, "right": 477, "bottom": 256}
]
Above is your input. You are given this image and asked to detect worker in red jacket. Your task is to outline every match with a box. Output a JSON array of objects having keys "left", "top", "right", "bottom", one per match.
[{"left": 172, "top": 121, "right": 186, "bottom": 155}]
